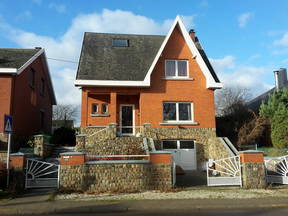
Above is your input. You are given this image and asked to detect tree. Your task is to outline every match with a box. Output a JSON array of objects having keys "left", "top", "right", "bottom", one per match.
[
  {"left": 215, "top": 86, "right": 254, "bottom": 144},
  {"left": 260, "top": 89, "right": 288, "bottom": 149},
  {"left": 53, "top": 104, "right": 78, "bottom": 127}
]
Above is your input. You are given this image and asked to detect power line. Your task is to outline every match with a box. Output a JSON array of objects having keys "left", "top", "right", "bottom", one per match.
[{"left": 47, "top": 57, "right": 78, "bottom": 64}]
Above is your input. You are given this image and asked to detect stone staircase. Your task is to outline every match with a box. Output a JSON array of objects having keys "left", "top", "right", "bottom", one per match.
[{"left": 50, "top": 146, "right": 75, "bottom": 158}]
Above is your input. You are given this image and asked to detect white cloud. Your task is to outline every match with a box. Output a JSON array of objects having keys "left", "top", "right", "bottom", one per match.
[
  {"left": 210, "top": 56, "right": 272, "bottom": 96},
  {"left": 238, "top": 12, "right": 253, "bottom": 28},
  {"left": 0, "top": 9, "right": 195, "bottom": 125},
  {"left": 274, "top": 32, "right": 288, "bottom": 47},
  {"left": 49, "top": 3, "right": 67, "bottom": 14}
]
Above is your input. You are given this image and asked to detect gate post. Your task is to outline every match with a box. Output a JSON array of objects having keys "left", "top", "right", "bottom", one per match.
[
  {"left": 240, "top": 151, "right": 266, "bottom": 189},
  {"left": 10, "top": 152, "right": 26, "bottom": 190}
]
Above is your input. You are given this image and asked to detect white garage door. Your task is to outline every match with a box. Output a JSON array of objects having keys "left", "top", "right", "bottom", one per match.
[{"left": 162, "top": 140, "right": 197, "bottom": 170}]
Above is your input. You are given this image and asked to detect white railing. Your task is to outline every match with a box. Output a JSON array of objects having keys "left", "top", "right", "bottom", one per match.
[
  {"left": 117, "top": 126, "right": 143, "bottom": 136},
  {"left": 207, "top": 155, "right": 242, "bottom": 187},
  {"left": 87, "top": 127, "right": 108, "bottom": 138},
  {"left": 265, "top": 155, "right": 288, "bottom": 184}
]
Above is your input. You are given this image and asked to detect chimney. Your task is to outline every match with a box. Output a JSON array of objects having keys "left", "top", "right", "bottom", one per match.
[
  {"left": 189, "top": 29, "right": 196, "bottom": 42},
  {"left": 274, "top": 68, "right": 287, "bottom": 90}
]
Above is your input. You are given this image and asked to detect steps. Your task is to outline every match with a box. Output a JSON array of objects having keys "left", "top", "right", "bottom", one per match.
[{"left": 50, "top": 146, "right": 75, "bottom": 158}]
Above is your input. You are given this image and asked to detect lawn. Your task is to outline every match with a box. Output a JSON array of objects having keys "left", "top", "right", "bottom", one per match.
[{"left": 258, "top": 147, "right": 288, "bottom": 157}]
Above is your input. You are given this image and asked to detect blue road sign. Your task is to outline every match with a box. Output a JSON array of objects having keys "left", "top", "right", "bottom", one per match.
[{"left": 4, "top": 115, "right": 12, "bottom": 134}]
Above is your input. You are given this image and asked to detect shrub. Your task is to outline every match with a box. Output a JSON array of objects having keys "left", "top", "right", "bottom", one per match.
[{"left": 50, "top": 127, "right": 76, "bottom": 146}]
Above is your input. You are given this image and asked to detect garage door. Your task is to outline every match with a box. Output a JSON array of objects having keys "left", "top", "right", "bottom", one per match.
[{"left": 162, "top": 140, "right": 197, "bottom": 170}]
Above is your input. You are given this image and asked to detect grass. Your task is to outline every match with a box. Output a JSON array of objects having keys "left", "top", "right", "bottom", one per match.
[
  {"left": 0, "top": 189, "right": 18, "bottom": 200},
  {"left": 257, "top": 147, "right": 288, "bottom": 157}
]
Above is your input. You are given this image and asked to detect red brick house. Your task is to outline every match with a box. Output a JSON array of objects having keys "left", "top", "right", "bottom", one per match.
[
  {"left": 75, "top": 16, "right": 223, "bottom": 170},
  {"left": 0, "top": 48, "right": 56, "bottom": 148}
]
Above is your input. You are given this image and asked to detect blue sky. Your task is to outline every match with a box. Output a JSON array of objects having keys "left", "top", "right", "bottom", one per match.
[{"left": 1, "top": 0, "right": 288, "bottom": 108}]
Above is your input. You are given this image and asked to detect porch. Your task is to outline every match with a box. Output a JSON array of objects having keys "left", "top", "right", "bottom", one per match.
[{"left": 84, "top": 92, "right": 141, "bottom": 136}]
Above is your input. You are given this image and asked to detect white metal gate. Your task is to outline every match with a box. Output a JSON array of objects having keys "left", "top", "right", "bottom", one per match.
[
  {"left": 265, "top": 155, "right": 288, "bottom": 185},
  {"left": 25, "top": 159, "right": 59, "bottom": 189},
  {"left": 207, "top": 155, "right": 242, "bottom": 186}
]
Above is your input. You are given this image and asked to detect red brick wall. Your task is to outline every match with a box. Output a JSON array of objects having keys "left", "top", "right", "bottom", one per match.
[
  {"left": 80, "top": 25, "right": 216, "bottom": 129},
  {"left": 12, "top": 55, "right": 53, "bottom": 136},
  {"left": 0, "top": 75, "right": 13, "bottom": 132}
]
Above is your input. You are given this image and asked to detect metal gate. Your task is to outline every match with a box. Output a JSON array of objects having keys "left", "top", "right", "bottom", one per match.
[
  {"left": 25, "top": 159, "right": 59, "bottom": 189},
  {"left": 207, "top": 155, "right": 242, "bottom": 186},
  {"left": 265, "top": 155, "right": 288, "bottom": 185}
]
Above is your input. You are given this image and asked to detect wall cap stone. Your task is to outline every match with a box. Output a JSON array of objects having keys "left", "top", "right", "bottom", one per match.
[
  {"left": 143, "top": 123, "right": 151, "bottom": 126},
  {"left": 87, "top": 126, "right": 106, "bottom": 128},
  {"left": 239, "top": 150, "right": 264, "bottom": 154},
  {"left": 10, "top": 152, "right": 25, "bottom": 156},
  {"left": 86, "top": 160, "right": 150, "bottom": 165},
  {"left": 150, "top": 151, "right": 172, "bottom": 154},
  {"left": 108, "top": 123, "right": 117, "bottom": 126},
  {"left": 60, "top": 152, "right": 85, "bottom": 156},
  {"left": 34, "top": 134, "right": 44, "bottom": 137},
  {"left": 76, "top": 134, "right": 87, "bottom": 137}
]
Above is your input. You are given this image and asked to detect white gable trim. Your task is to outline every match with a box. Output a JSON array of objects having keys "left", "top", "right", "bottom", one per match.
[
  {"left": 143, "top": 15, "right": 222, "bottom": 89},
  {"left": 17, "top": 48, "right": 44, "bottom": 75},
  {"left": 74, "top": 79, "right": 150, "bottom": 87}
]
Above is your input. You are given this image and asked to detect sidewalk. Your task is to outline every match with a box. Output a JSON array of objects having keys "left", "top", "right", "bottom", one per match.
[{"left": 1, "top": 189, "right": 288, "bottom": 215}]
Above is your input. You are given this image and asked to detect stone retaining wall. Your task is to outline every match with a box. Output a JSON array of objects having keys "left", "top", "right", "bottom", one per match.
[
  {"left": 60, "top": 162, "right": 172, "bottom": 192},
  {"left": 34, "top": 135, "right": 54, "bottom": 158},
  {"left": 207, "top": 137, "right": 232, "bottom": 160}
]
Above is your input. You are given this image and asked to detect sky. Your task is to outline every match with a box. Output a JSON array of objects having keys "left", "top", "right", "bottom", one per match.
[{"left": 1, "top": 0, "right": 288, "bottom": 119}]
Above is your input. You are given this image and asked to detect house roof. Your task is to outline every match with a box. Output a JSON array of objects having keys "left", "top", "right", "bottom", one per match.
[
  {"left": 75, "top": 16, "right": 222, "bottom": 89},
  {"left": 76, "top": 33, "right": 164, "bottom": 81},
  {"left": 247, "top": 87, "right": 275, "bottom": 111},
  {"left": 0, "top": 48, "right": 39, "bottom": 69}
]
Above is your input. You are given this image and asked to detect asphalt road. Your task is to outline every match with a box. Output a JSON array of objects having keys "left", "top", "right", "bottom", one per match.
[{"left": 2, "top": 207, "right": 288, "bottom": 216}]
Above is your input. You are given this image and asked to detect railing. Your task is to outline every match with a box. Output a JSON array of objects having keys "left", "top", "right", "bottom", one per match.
[
  {"left": 87, "top": 127, "right": 108, "bottom": 138},
  {"left": 117, "top": 126, "right": 143, "bottom": 136},
  {"left": 86, "top": 154, "right": 149, "bottom": 161}
]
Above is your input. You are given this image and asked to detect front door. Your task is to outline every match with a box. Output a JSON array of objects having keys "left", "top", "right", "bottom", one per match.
[{"left": 120, "top": 105, "right": 134, "bottom": 135}]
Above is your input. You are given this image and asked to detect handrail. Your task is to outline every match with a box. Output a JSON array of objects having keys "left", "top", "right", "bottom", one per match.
[
  {"left": 87, "top": 127, "right": 108, "bottom": 138},
  {"left": 86, "top": 155, "right": 149, "bottom": 158}
]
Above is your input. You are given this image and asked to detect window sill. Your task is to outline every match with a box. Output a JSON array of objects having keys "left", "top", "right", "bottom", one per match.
[
  {"left": 160, "top": 121, "right": 199, "bottom": 126},
  {"left": 161, "top": 77, "right": 194, "bottom": 81},
  {"left": 90, "top": 113, "right": 110, "bottom": 117}
]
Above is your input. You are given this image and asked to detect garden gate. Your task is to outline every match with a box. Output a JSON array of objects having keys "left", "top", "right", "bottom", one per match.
[{"left": 265, "top": 155, "right": 288, "bottom": 185}]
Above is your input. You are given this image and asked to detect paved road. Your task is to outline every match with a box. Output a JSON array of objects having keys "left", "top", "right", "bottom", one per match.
[{"left": 2, "top": 207, "right": 288, "bottom": 216}]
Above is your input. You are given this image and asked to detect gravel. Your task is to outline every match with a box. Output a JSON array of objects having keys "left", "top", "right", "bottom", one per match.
[{"left": 55, "top": 186, "right": 288, "bottom": 201}]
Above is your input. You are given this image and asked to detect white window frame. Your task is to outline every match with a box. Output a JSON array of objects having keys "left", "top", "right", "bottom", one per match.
[
  {"left": 165, "top": 59, "right": 189, "bottom": 78},
  {"left": 162, "top": 140, "right": 195, "bottom": 150},
  {"left": 102, "top": 104, "right": 108, "bottom": 114},
  {"left": 163, "top": 102, "right": 194, "bottom": 123},
  {"left": 91, "top": 103, "right": 98, "bottom": 114}
]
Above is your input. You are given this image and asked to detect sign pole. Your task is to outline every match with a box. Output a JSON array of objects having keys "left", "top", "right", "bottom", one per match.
[{"left": 6, "top": 133, "right": 11, "bottom": 188}]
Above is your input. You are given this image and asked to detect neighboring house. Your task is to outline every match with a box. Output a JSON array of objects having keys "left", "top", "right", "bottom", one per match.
[
  {"left": 247, "top": 68, "right": 287, "bottom": 112},
  {"left": 75, "top": 16, "right": 223, "bottom": 170},
  {"left": 0, "top": 48, "right": 56, "bottom": 149}
]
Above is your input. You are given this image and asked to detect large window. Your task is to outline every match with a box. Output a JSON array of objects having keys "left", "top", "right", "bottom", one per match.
[
  {"left": 165, "top": 60, "right": 188, "bottom": 78},
  {"left": 163, "top": 102, "right": 192, "bottom": 122}
]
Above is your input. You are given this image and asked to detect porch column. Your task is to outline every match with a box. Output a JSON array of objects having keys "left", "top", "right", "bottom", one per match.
[{"left": 110, "top": 92, "right": 117, "bottom": 123}]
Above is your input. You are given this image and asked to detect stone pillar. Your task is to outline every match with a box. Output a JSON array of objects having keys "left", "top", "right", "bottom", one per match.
[
  {"left": 75, "top": 134, "right": 86, "bottom": 152},
  {"left": 10, "top": 152, "right": 26, "bottom": 190},
  {"left": 150, "top": 151, "right": 173, "bottom": 190},
  {"left": 34, "top": 135, "right": 44, "bottom": 158},
  {"left": 142, "top": 122, "right": 151, "bottom": 137},
  {"left": 60, "top": 152, "right": 86, "bottom": 166},
  {"left": 108, "top": 123, "right": 117, "bottom": 139},
  {"left": 240, "top": 151, "right": 266, "bottom": 189}
]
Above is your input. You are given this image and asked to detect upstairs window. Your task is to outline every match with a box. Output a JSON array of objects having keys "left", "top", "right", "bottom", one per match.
[
  {"left": 91, "top": 104, "right": 98, "bottom": 114},
  {"left": 165, "top": 60, "right": 188, "bottom": 78},
  {"left": 30, "top": 68, "right": 36, "bottom": 88},
  {"left": 40, "top": 78, "right": 45, "bottom": 95},
  {"left": 102, "top": 104, "right": 108, "bottom": 114},
  {"left": 112, "top": 39, "right": 129, "bottom": 47}
]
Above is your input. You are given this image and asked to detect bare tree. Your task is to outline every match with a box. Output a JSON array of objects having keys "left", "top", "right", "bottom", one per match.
[
  {"left": 215, "top": 86, "right": 252, "bottom": 116},
  {"left": 53, "top": 104, "right": 78, "bottom": 126}
]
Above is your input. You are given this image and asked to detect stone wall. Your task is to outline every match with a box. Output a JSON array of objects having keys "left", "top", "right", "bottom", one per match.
[
  {"left": 34, "top": 135, "right": 54, "bottom": 158},
  {"left": 207, "top": 137, "right": 233, "bottom": 160},
  {"left": 0, "top": 133, "right": 7, "bottom": 151},
  {"left": 242, "top": 162, "right": 266, "bottom": 189},
  {"left": 60, "top": 162, "right": 172, "bottom": 192},
  {"left": 77, "top": 136, "right": 145, "bottom": 155},
  {"left": 143, "top": 127, "right": 216, "bottom": 168}
]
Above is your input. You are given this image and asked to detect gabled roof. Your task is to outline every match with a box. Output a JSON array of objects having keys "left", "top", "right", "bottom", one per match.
[
  {"left": 0, "top": 48, "right": 56, "bottom": 105},
  {"left": 75, "top": 16, "right": 222, "bottom": 89}
]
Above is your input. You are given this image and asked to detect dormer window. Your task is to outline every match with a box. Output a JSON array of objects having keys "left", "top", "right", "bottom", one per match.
[
  {"left": 112, "top": 39, "right": 129, "bottom": 47},
  {"left": 165, "top": 60, "right": 188, "bottom": 78}
]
